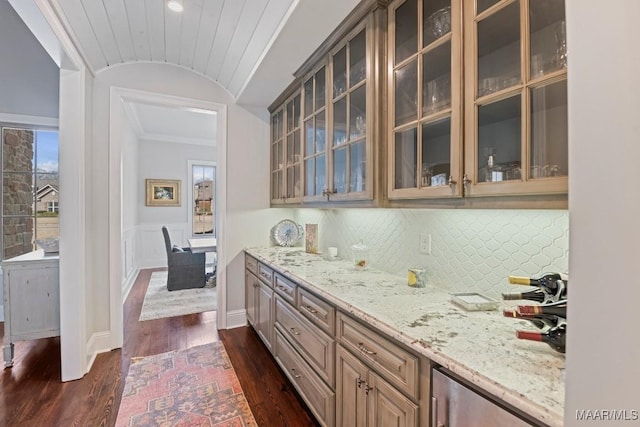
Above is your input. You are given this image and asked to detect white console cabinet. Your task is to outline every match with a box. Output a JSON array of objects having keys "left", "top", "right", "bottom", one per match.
[{"left": 2, "top": 250, "right": 60, "bottom": 368}]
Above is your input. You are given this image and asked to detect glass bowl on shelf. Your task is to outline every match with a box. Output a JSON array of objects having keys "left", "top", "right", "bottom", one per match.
[{"left": 426, "top": 6, "right": 451, "bottom": 38}]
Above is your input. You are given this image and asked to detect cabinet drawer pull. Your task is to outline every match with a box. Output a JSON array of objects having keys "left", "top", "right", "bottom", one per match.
[
  {"left": 290, "top": 367, "right": 301, "bottom": 379},
  {"left": 303, "top": 305, "right": 318, "bottom": 315},
  {"left": 358, "top": 342, "right": 377, "bottom": 356},
  {"left": 260, "top": 272, "right": 270, "bottom": 280},
  {"left": 290, "top": 327, "right": 301, "bottom": 336},
  {"left": 277, "top": 285, "right": 291, "bottom": 294}
]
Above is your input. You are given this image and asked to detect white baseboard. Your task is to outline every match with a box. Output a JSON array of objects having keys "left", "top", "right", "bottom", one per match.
[
  {"left": 85, "top": 331, "right": 112, "bottom": 373},
  {"left": 122, "top": 267, "right": 140, "bottom": 303},
  {"left": 225, "top": 309, "right": 247, "bottom": 329}
]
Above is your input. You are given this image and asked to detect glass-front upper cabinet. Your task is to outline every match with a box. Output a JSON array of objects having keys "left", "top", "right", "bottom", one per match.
[
  {"left": 270, "top": 91, "right": 302, "bottom": 204},
  {"left": 463, "top": 0, "right": 568, "bottom": 196},
  {"left": 326, "top": 20, "right": 375, "bottom": 202},
  {"left": 270, "top": 108, "right": 285, "bottom": 203},
  {"left": 302, "top": 65, "right": 328, "bottom": 202},
  {"left": 388, "top": 0, "right": 463, "bottom": 199}
]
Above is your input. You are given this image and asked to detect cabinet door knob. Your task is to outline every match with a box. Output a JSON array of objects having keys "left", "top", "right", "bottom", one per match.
[
  {"left": 356, "top": 376, "right": 365, "bottom": 388},
  {"left": 448, "top": 175, "right": 457, "bottom": 194},
  {"left": 291, "top": 367, "right": 301, "bottom": 379},
  {"left": 290, "top": 327, "right": 301, "bottom": 336}
]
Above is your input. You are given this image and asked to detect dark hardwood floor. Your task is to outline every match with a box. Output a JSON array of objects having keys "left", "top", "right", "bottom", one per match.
[{"left": 0, "top": 268, "right": 317, "bottom": 426}]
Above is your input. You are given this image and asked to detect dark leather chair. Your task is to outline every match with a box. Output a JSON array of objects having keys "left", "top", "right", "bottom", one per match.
[{"left": 162, "top": 226, "right": 206, "bottom": 291}]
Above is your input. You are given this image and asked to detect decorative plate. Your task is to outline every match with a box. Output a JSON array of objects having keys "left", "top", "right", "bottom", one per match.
[{"left": 271, "top": 219, "right": 304, "bottom": 247}]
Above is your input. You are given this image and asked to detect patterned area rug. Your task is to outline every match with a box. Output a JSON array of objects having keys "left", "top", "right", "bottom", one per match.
[
  {"left": 139, "top": 271, "right": 217, "bottom": 321},
  {"left": 116, "top": 342, "right": 257, "bottom": 427}
]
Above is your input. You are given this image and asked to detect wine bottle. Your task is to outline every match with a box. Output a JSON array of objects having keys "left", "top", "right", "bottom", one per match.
[
  {"left": 503, "top": 309, "right": 560, "bottom": 329},
  {"left": 502, "top": 289, "right": 546, "bottom": 303},
  {"left": 518, "top": 302, "right": 567, "bottom": 318},
  {"left": 508, "top": 272, "right": 568, "bottom": 300},
  {"left": 516, "top": 324, "right": 566, "bottom": 353}
]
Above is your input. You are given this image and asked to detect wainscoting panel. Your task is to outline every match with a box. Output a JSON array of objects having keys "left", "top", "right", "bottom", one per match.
[{"left": 137, "top": 223, "right": 189, "bottom": 269}]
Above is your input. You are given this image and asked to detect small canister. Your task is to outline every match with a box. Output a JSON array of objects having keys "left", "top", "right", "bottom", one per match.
[{"left": 408, "top": 267, "right": 427, "bottom": 288}]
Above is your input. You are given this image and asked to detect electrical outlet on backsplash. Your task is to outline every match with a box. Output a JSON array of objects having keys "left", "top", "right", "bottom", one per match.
[{"left": 293, "top": 208, "right": 569, "bottom": 301}]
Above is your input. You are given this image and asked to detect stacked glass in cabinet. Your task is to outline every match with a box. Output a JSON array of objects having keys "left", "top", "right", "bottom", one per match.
[
  {"left": 389, "top": 0, "right": 463, "bottom": 199},
  {"left": 464, "top": 0, "right": 568, "bottom": 196},
  {"left": 271, "top": 93, "right": 302, "bottom": 204}
]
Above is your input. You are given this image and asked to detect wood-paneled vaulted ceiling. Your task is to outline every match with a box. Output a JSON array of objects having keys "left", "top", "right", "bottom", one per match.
[{"left": 53, "top": 0, "right": 296, "bottom": 97}]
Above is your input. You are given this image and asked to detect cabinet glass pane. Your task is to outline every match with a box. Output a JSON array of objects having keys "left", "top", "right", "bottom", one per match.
[
  {"left": 477, "top": 1, "right": 521, "bottom": 97},
  {"left": 293, "top": 165, "right": 301, "bottom": 197},
  {"left": 286, "top": 101, "right": 294, "bottom": 132},
  {"left": 333, "top": 47, "right": 347, "bottom": 98},
  {"left": 316, "top": 67, "right": 326, "bottom": 109},
  {"left": 286, "top": 134, "right": 294, "bottom": 165},
  {"left": 350, "top": 85, "right": 367, "bottom": 140},
  {"left": 350, "top": 30, "right": 366, "bottom": 87},
  {"left": 304, "top": 79, "right": 313, "bottom": 116},
  {"left": 316, "top": 111, "right": 326, "bottom": 153},
  {"left": 530, "top": 80, "right": 568, "bottom": 178},
  {"left": 421, "top": 117, "right": 451, "bottom": 187},
  {"left": 395, "top": 59, "right": 418, "bottom": 126},
  {"left": 477, "top": 0, "right": 500, "bottom": 14},
  {"left": 350, "top": 141, "right": 366, "bottom": 192},
  {"left": 423, "top": 41, "right": 451, "bottom": 116},
  {"left": 394, "top": 128, "right": 417, "bottom": 189},
  {"left": 306, "top": 159, "right": 314, "bottom": 196},
  {"left": 272, "top": 171, "right": 282, "bottom": 198},
  {"left": 305, "top": 119, "right": 314, "bottom": 155},
  {"left": 334, "top": 147, "right": 347, "bottom": 193},
  {"left": 294, "top": 130, "right": 301, "bottom": 159},
  {"left": 333, "top": 98, "right": 347, "bottom": 146},
  {"left": 272, "top": 142, "right": 282, "bottom": 171},
  {"left": 423, "top": 0, "right": 451, "bottom": 47},
  {"left": 293, "top": 95, "right": 301, "bottom": 129},
  {"left": 477, "top": 95, "right": 522, "bottom": 183},
  {"left": 395, "top": 0, "right": 418, "bottom": 65},
  {"left": 530, "top": 0, "right": 566, "bottom": 79},
  {"left": 316, "top": 155, "right": 326, "bottom": 194},
  {"left": 286, "top": 166, "right": 294, "bottom": 198}
]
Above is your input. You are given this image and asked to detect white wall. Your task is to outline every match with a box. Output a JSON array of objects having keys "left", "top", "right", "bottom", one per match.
[
  {"left": 137, "top": 140, "right": 214, "bottom": 225},
  {"left": 91, "top": 62, "right": 284, "bottom": 336},
  {"left": 564, "top": 1, "right": 640, "bottom": 425},
  {"left": 0, "top": 0, "right": 58, "bottom": 119},
  {"left": 136, "top": 139, "right": 214, "bottom": 268}
]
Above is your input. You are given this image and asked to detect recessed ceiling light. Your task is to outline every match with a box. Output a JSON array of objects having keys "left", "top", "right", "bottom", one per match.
[{"left": 167, "top": 0, "right": 184, "bottom": 12}]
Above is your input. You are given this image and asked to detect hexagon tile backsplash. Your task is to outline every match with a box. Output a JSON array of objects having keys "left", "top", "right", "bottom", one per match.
[{"left": 293, "top": 208, "right": 569, "bottom": 300}]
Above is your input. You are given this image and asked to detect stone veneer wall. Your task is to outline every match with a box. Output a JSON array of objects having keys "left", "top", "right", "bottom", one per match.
[
  {"left": 292, "top": 208, "right": 569, "bottom": 300},
  {"left": 2, "top": 128, "right": 35, "bottom": 259}
]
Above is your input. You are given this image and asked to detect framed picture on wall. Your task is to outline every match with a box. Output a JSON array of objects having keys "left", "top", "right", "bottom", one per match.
[{"left": 145, "top": 179, "right": 181, "bottom": 206}]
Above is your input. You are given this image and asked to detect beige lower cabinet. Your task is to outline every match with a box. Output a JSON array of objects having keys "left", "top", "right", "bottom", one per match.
[
  {"left": 337, "top": 344, "right": 418, "bottom": 427},
  {"left": 245, "top": 255, "right": 274, "bottom": 351},
  {"left": 275, "top": 329, "right": 336, "bottom": 426}
]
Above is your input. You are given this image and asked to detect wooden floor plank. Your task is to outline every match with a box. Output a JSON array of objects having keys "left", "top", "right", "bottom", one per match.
[{"left": 0, "top": 268, "right": 315, "bottom": 426}]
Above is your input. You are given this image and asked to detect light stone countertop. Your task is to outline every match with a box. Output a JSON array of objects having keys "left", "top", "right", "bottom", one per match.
[{"left": 245, "top": 246, "right": 565, "bottom": 427}]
